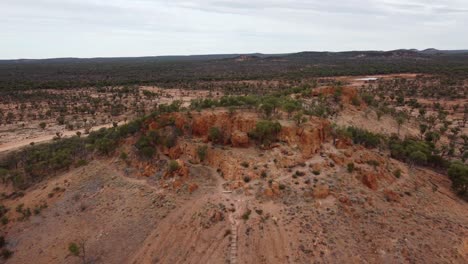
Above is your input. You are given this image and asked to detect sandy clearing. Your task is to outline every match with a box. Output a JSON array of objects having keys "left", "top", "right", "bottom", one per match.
[{"left": 0, "top": 122, "right": 124, "bottom": 153}]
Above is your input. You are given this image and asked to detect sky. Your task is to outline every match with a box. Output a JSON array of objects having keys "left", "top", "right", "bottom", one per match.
[{"left": 1, "top": 0, "right": 467, "bottom": 59}]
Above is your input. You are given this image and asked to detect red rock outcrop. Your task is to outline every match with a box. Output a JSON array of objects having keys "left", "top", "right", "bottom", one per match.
[
  {"left": 311, "top": 86, "right": 359, "bottom": 104},
  {"left": 362, "top": 172, "right": 378, "bottom": 190},
  {"left": 278, "top": 117, "right": 329, "bottom": 158},
  {"left": 231, "top": 130, "right": 249, "bottom": 147}
]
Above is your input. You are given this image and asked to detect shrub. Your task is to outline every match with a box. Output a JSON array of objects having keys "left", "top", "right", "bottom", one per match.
[
  {"left": 367, "top": 160, "right": 380, "bottom": 168},
  {"left": 393, "top": 169, "right": 402, "bottom": 178},
  {"left": 351, "top": 96, "right": 361, "bottom": 106},
  {"left": 1, "top": 249, "right": 12, "bottom": 259},
  {"left": 242, "top": 209, "right": 252, "bottom": 220},
  {"left": 68, "top": 242, "right": 80, "bottom": 256},
  {"left": 76, "top": 159, "right": 88, "bottom": 167},
  {"left": 95, "top": 138, "right": 116, "bottom": 155},
  {"left": 249, "top": 120, "right": 282, "bottom": 145},
  {"left": 120, "top": 152, "right": 128, "bottom": 161},
  {"left": 347, "top": 163, "right": 355, "bottom": 173},
  {"left": 241, "top": 162, "right": 249, "bottom": 168},
  {"left": 448, "top": 162, "right": 468, "bottom": 197},
  {"left": 168, "top": 160, "right": 180, "bottom": 173},
  {"left": 295, "top": 171, "right": 305, "bottom": 176},
  {"left": 135, "top": 135, "right": 155, "bottom": 158},
  {"left": 409, "top": 151, "right": 427, "bottom": 165},
  {"left": 345, "top": 127, "right": 382, "bottom": 148},
  {"left": 208, "top": 127, "right": 222, "bottom": 143},
  {"left": 243, "top": 176, "right": 251, "bottom": 183},
  {"left": 361, "top": 93, "right": 375, "bottom": 106},
  {"left": 197, "top": 145, "right": 208, "bottom": 162}
]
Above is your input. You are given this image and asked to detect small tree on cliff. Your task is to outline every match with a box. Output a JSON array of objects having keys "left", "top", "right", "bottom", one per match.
[
  {"left": 197, "top": 145, "right": 208, "bottom": 162},
  {"left": 208, "top": 127, "right": 222, "bottom": 144},
  {"left": 249, "top": 120, "right": 282, "bottom": 146}
]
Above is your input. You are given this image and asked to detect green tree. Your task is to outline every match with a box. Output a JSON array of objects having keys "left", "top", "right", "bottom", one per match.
[
  {"left": 409, "top": 150, "right": 427, "bottom": 166},
  {"left": 396, "top": 115, "right": 405, "bottom": 136},
  {"left": 208, "top": 127, "right": 222, "bottom": 144},
  {"left": 419, "top": 124, "right": 427, "bottom": 140},
  {"left": 448, "top": 162, "right": 467, "bottom": 197},
  {"left": 249, "top": 120, "right": 282, "bottom": 146}
]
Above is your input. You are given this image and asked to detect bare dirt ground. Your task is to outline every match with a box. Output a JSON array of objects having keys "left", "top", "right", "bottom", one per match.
[
  {"left": 0, "top": 123, "right": 121, "bottom": 153},
  {"left": 333, "top": 107, "right": 420, "bottom": 138},
  {"left": 2, "top": 143, "right": 467, "bottom": 264},
  {"left": 1, "top": 74, "right": 467, "bottom": 264},
  {"left": 0, "top": 86, "right": 221, "bottom": 153}
]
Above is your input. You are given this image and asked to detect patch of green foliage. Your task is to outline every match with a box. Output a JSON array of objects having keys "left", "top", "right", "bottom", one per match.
[
  {"left": 248, "top": 120, "right": 282, "bottom": 146},
  {"left": 340, "top": 126, "right": 382, "bottom": 148},
  {"left": 448, "top": 162, "right": 467, "bottom": 198},
  {"left": 168, "top": 160, "right": 180, "bottom": 173},
  {"left": 196, "top": 145, "right": 208, "bottom": 162}
]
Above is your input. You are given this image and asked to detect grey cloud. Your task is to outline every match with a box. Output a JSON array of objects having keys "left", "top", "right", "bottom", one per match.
[{"left": 0, "top": 0, "right": 467, "bottom": 59}]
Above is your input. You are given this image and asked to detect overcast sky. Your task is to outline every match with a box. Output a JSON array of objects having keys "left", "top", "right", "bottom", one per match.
[{"left": 1, "top": 0, "right": 467, "bottom": 59}]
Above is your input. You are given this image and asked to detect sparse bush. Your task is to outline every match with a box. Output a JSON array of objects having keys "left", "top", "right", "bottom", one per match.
[
  {"left": 76, "top": 159, "right": 88, "bottom": 167},
  {"left": 347, "top": 163, "right": 355, "bottom": 173},
  {"left": 242, "top": 209, "right": 252, "bottom": 220},
  {"left": 1, "top": 249, "right": 13, "bottom": 259},
  {"left": 120, "top": 151, "right": 128, "bottom": 161},
  {"left": 295, "top": 171, "right": 306, "bottom": 176},
  {"left": 409, "top": 151, "right": 427, "bottom": 166},
  {"left": 39, "top": 122, "right": 46, "bottom": 130},
  {"left": 344, "top": 126, "right": 382, "bottom": 148},
  {"left": 168, "top": 160, "right": 180, "bottom": 173},
  {"left": 248, "top": 120, "right": 282, "bottom": 146},
  {"left": 448, "top": 162, "right": 468, "bottom": 197},
  {"left": 197, "top": 145, "right": 208, "bottom": 162},
  {"left": 208, "top": 127, "right": 222, "bottom": 144},
  {"left": 68, "top": 242, "right": 80, "bottom": 256}
]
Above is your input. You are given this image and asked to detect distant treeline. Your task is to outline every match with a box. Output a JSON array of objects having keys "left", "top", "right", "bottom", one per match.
[{"left": 1, "top": 50, "right": 468, "bottom": 91}]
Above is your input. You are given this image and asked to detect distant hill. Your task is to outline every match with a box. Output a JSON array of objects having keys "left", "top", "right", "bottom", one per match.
[
  {"left": 1, "top": 49, "right": 468, "bottom": 91},
  {"left": 1, "top": 49, "right": 467, "bottom": 63},
  {"left": 419, "top": 48, "right": 468, "bottom": 55}
]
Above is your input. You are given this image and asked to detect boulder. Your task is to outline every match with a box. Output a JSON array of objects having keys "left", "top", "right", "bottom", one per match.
[{"left": 362, "top": 172, "right": 378, "bottom": 190}]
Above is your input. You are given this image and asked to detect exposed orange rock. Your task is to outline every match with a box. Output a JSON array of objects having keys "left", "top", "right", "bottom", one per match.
[
  {"left": 329, "top": 153, "right": 346, "bottom": 166},
  {"left": 188, "top": 183, "right": 199, "bottom": 193},
  {"left": 278, "top": 118, "right": 329, "bottom": 158},
  {"left": 168, "top": 145, "right": 183, "bottom": 159},
  {"left": 311, "top": 86, "right": 359, "bottom": 104},
  {"left": 312, "top": 184, "right": 330, "bottom": 199},
  {"left": 231, "top": 130, "right": 249, "bottom": 147},
  {"left": 362, "top": 172, "right": 378, "bottom": 190}
]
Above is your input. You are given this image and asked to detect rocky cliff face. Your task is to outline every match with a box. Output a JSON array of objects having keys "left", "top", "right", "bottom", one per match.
[
  {"left": 278, "top": 117, "right": 329, "bottom": 159},
  {"left": 143, "top": 109, "right": 331, "bottom": 183}
]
